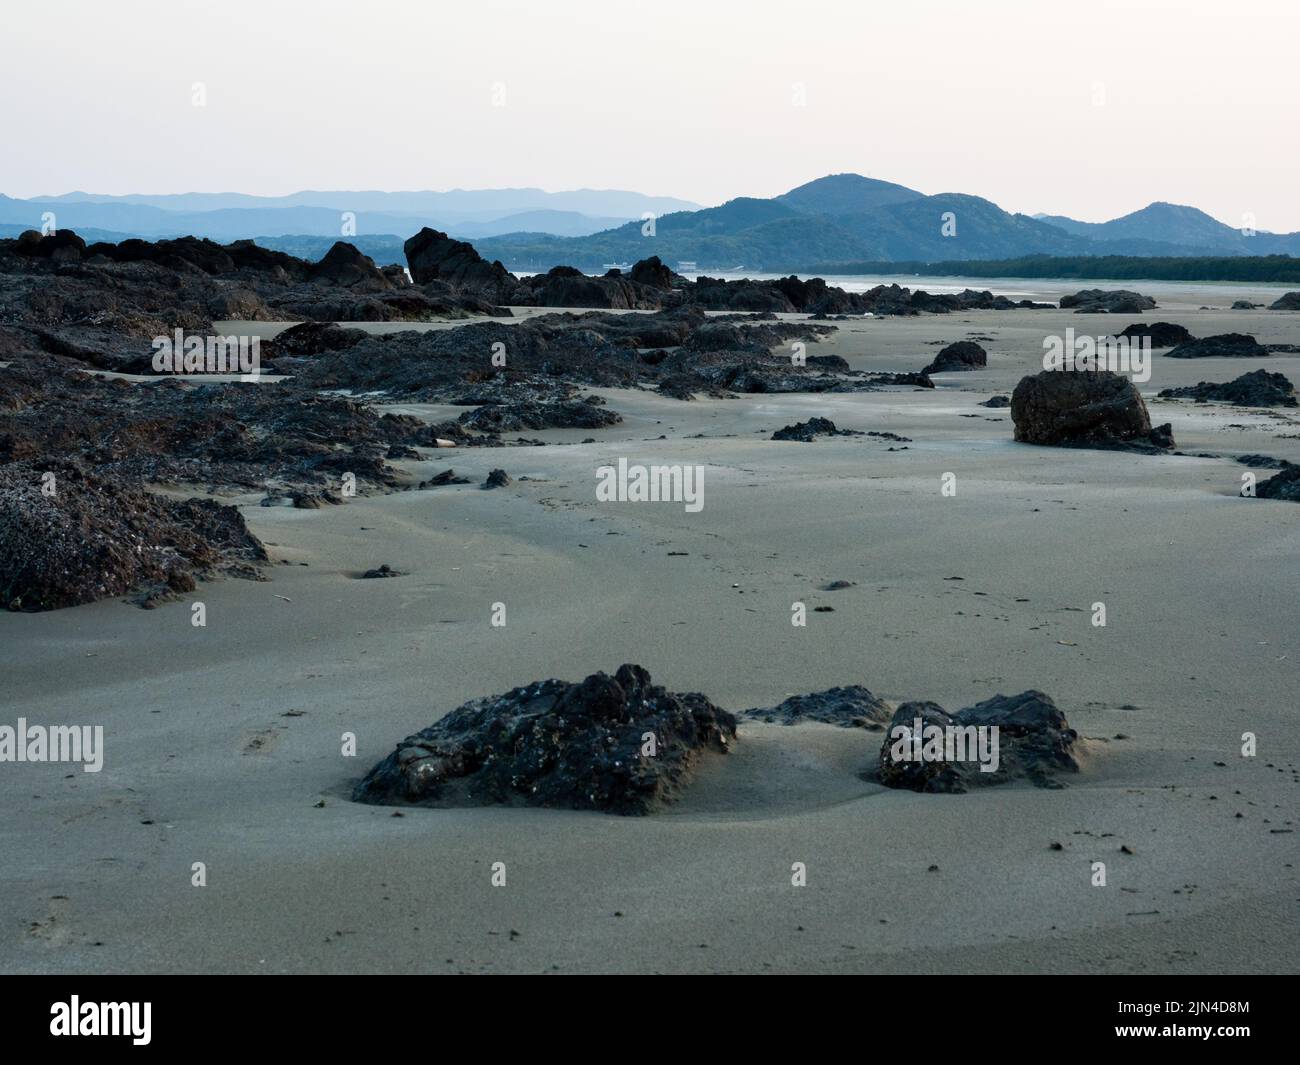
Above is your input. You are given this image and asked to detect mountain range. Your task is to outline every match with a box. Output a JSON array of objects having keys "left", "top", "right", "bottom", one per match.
[
  {"left": 3, "top": 175, "right": 1297, "bottom": 271},
  {"left": 0, "top": 187, "right": 699, "bottom": 243},
  {"left": 475, "top": 175, "right": 1300, "bottom": 271}
]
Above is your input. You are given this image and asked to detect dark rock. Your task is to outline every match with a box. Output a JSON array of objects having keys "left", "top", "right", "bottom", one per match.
[
  {"left": 628, "top": 255, "right": 676, "bottom": 290},
  {"left": 771, "top": 417, "right": 860, "bottom": 442},
  {"left": 922, "top": 341, "right": 987, "bottom": 374},
  {"left": 307, "top": 241, "right": 392, "bottom": 291},
  {"left": 980, "top": 395, "right": 1011, "bottom": 408},
  {"left": 741, "top": 686, "right": 891, "bottom": 729},
  {"left": 1231, "top": 300, "right": 1263, "bottom": 310},
  {"left": 1165, "top": 333, "right": 1271, "bottom": 359},
  {"left": 361, "top": 564, "right": 404, "bottom": 578},
  {"left": 419, "top": 469, "right": 472, "bottom": 488},
  {"left": 1158, "top": 369, "right": 1296, "bottom": 407},
  {"left": 0, "top": 459, "right": 266, "bottom": 611},
  {"left": 1236, "top": 454, "right": 1292, "bottom": 470},
  {"left": 482, "top": 469, "right": 512, "bottom": 489},
  {"left": 525, "top": 266, "right": 666, "bottom": 310},
  {"left": 0, "top": 362, "right": 416, "bottom": 495},
  {"left": 1012, "top": 369, "right": 1173, "bottom": 451},
  {"left": 12, "top": 228, "right": 87, "bottom": 261},
  {"left": 1060, "top": 289, "right": 1157, "bottom": 314},
  {"left": 457, "top": 397, "right": 621, "bottom": 433},
  {"left": 1115, "top": 322, "right": 1194, "bottom": 348},
  {"left": 351, "top": 664, "right": 737, "bottom": 815},
  {"left": 1256, "top": 465, "right": 1300, "bottom": 502},
  {"left": 877, "top": 690, "right": 1080, "bottom": 793},
  {"left": 1269, "top": 291, "right": 1300, "bottom": 310},
  {"left": 265, "top": 321, "right": 368, "bottom": 361},
  {"left": 402, "top": 227, "right": 529, "bottom": 304}
]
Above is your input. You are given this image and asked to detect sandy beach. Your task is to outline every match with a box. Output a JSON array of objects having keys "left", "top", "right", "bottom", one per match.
[{"left": 3, "top": 289, "right": 1297, "bottom": 975}]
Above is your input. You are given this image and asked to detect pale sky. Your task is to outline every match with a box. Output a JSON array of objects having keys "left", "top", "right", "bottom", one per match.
[{"left": 5, "top": 0, "right": 1299, "bottom": 229}]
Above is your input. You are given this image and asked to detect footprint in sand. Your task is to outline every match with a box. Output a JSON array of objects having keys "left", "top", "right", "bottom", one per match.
[
  {"left": 27, "top": 895, "right": 74, "bottom": 947},
  {"left": 240, "top": 728, "right": 283, "bottom": 755}
]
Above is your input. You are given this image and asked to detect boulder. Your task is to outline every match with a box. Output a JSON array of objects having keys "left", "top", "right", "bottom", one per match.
[
  {"left": 1011, "top": 369, "right": 1173, "bottom": 450},
  {"left": 1115, "top": 322, "right": 1194, "bottom": 348},
  {"left": 877, "top": 690, "right": 1080, "bottom": 793},
  {"left": 1269, "top": 291, "right": 1300, "bottom": 310},
  {"left": 352, "top": 664, "right": 737, "bottom": 814},
  {"left": 922, "top": 340, "right": 987, "bottom": 374}
]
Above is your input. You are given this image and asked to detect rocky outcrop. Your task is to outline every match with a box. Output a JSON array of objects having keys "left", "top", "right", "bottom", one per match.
[
  {"left": 628, "top": 255, "right": 677, "bottom": 290},
  {"left": 0, "top": 361, "right": 427, "bottom": 495},
  {"left": 306, "top": 241, "right": 394, "bottom": 291},
  {"left": 1158, "top": 369, "right": 1296, "bottom": 407},
  {"left": 352, "top": 664, "right": 737, "bottom": 815},
  {"left": 1011, "top": 369, "right": 1174, "bottom": 451},
  {"left": 524, "top": 265, "right": 666, "bottom": 310},
  {"left": 0, "top": 459, "right": 266, "bottom": 611},
  {"left": 877, "top": 691, "right": 1080, "bottom": 793},
  {"left": 1060, "top": 289, "right": 1157, "bottom": 314},
  {"left": 457, "top": 397, "right": 622, "bottom": 433},
  {"left": 402, "top": 227, "right": 529, "bottom": 303},
  {"left": 922, "top": 340, "right": 987, "bottom": 374},
  {"left": 1115, "top": 322, "right": 1194, "bottom": 347},
  {"left": 1165, "top": 333, "right": 1271, "bottom": 359},
  {"left": 1269, "top": 291, "right": 1300, "bottom": 310},
  {"left": 980, "top": 395, "right": 1010, "bottom": 408},
  {"left": 741, "top": 686, "right": 892, "bottom": 729}
]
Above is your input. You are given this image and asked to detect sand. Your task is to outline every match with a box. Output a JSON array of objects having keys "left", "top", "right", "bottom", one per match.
[{"left": 2, "top": 286, "right": 1298, "bottom": 973}]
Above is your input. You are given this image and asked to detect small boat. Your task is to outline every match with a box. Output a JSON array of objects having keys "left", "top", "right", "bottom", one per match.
[
  {"left": 677, "top": 260, "right": 698, "bottom": 273},
  {"left": 602, "top": 262, "right": 632, "bottom": 271}
]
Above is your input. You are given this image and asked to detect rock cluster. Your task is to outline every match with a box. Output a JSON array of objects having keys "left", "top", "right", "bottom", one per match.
[{"left": 1158, "top": 369, "right": 1296, "bottom": 407}]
